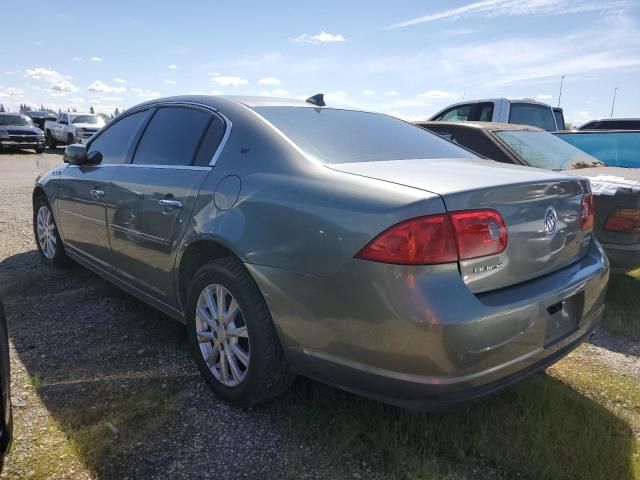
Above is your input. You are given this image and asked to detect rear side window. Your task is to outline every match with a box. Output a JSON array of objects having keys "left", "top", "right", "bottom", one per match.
[
  {"left": 509, "top": 103, "right": 556, "bottom": 131},
  {"left": 133, "top": 107, "right": 210, "bottom": 166},
  {"left": 88, "top": 111, "right": 148, "bottom": 164},
  {"left": 193, "top": 115, "right": 226, "bottom": 166},
  {"left": 553, "top": 109, "right": 565, "bottom": 130}
]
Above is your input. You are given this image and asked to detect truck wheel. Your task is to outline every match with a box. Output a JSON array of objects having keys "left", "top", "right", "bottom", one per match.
[
  {"left": 35, "top": 147, "right": 45, "bottom": 154},
  {"left": 67, "top": 133, "right": 74, "bottom": 145},
  {"left": 46, "top": 131, "right": 57, "bottom": 148}
]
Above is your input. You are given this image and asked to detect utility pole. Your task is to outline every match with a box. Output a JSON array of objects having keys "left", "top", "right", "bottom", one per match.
[
  {"left": 610, "top": 87, "right": 618, "bottom": 118},
  {"left": 557, "top": 75, "right": 565, "bottom": 107}
]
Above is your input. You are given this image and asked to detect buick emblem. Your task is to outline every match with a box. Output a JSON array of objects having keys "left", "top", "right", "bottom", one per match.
[{"left": 544, "top": 206, "right": 558, "bottom": 236}]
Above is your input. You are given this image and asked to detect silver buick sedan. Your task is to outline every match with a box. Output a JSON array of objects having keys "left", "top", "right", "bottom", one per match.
[{"left": 32, "top": 95, "right": 609, "bottom": 410}]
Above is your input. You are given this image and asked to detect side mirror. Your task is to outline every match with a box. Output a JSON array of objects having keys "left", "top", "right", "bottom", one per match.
[
  {"left": 63, "top": 144, "right": 88, "bottom": 164},
  {"left": 60, "top": 120, "right": 68, "bottom": 125}
]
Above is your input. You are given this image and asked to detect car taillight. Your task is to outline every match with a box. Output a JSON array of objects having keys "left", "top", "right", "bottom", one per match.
[
  {"left": 449, "top": 210, "right": 507, "bottom": 260},
  {"left": 355, "top": 209, "right": 507, "bottom": 265},
  {"left": 604, "top": 208, "right": 640, "bottom": 233},
  {"left": 580, "top": 193, "right": 594, "bottom": 231}
]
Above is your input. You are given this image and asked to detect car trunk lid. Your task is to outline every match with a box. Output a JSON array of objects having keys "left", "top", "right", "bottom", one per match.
[{"left": 329, "top": 158, "right": 592, "bottom": 293}]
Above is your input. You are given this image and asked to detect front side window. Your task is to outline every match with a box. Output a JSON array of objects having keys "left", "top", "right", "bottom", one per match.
[
  {"left": 132, "top": 107, "right": 210, "bottom": 166},
  {"left": 509, "top": 103, "right": 556, "bottom": 131},
  {"left": 88, "top": 111, "right": 148, "bottom": 164},
  {"left": 436, "top": 105, "right": 473, "bottom": 122},
  {"left": 255, "top": 107, "right": 473, "bottom": 164},
  {"left": 495, "top": 130, "right": 603, "bottom": 170}
]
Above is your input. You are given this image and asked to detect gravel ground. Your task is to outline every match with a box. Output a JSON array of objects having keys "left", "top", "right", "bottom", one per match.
[
  {"left": 0, "top": 150, "right": 637, "bottom": 480},
  {"left": 0, "top": 151, "right": 291, "bottom": 479}
]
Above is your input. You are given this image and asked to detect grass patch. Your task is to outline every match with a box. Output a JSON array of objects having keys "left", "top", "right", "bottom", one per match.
[
  {"left": 602, "top": 274, "right": 640, "bottom": 341},
  {"left": 282, "top": 365, "right": 639, "bottom": 480}
]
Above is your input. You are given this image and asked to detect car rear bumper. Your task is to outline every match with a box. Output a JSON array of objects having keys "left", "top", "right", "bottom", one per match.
[
  {"left": 600, "top": 241, "right": 640, "bottom": 273},
  {"left": 248, "top": 238, "right": 609, "bottom": 410}
]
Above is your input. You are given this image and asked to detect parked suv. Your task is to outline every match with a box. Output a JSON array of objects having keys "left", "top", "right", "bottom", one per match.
[
  {"left": 33, "top": 95, "right": 608, "bottom": 410},
  {"left": 0, "top": 113, "right": 46, "bottom": 153},
  {"left": 430, "top": 98, "right": 564, "bottom": 131}
]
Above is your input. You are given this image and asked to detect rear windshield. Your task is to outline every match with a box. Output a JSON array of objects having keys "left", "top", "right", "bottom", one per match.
[
  {"left": 495, "top": 130, "right": 604, "bottom": 170},
  {"left": 254, "top": 107, "right": 473, "bottom": 164},
  {"left": 509, "top": 103, "right": 557, "bottom": 131},
  {"left": 0, "top": 115, "right": 33, "bottom": 126},
  {"left": 554, "top": 131, "right": 640, "bottom": 168}
]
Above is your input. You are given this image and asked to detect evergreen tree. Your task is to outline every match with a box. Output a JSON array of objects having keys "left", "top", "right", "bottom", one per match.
[
  {"left": 0, "top": 104, "right": 4, "bottom": 112},
  {"left": 90, "top": 106, "right": 95, "bottom": 114}
]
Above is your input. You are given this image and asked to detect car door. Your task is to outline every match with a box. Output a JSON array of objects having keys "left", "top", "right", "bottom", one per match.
[
  {"left": 55, "top": 110, "right": 149, "bottom": 266},
  {"left": 107, "top": 105, "right": 226, "bottom": 305}
]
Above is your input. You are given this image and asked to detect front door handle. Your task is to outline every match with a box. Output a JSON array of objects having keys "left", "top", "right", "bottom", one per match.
[
  {"left": 159, "top": 199, "right": 183, "bottom": 210},
  {"left": 89, "top": 189, "right": 105, "bottom": 200}
]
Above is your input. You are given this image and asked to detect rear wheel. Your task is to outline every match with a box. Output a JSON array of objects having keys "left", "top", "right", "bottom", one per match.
[
  {"left": 186, "top": 257, "right": 294, "bottom": 407},
  {"left": 67, "top": 133, "right": 74, "bottom": 145},
  {"left": 33, "top": 196, "right": 67, "bottom": 266},
  {"left": 35, "top": 147, "right": 44, "bottom": 154}
]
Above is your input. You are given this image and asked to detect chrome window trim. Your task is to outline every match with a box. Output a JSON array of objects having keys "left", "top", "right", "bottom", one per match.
[{"left": 67, "top": 163, "right": 212, "bottom": 171}]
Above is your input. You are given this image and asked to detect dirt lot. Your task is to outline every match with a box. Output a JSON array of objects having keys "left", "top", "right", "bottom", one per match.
[{"left": 0, "top": 150, "right": 638, "bottom": 480}]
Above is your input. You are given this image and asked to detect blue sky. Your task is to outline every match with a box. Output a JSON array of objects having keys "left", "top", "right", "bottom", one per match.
[{"left": 2, "top": 0, "right": 639, "bottom": 125}]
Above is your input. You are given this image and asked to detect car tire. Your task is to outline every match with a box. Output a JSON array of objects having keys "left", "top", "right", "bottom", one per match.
[
  {"left": 186, "top": 257, "right": 294, "bottom": 407},
  {"left": 67, "top": 133, "right": 74, "bottom": 145},
  {"left": 35, "top": 147, "right": 44, "bottom": 154},
  {"left": 46, "top": 131, "right": 56, "bottom": 148},
  {"left": 33, "top": 196, "right": 68, "bottom": 267}
]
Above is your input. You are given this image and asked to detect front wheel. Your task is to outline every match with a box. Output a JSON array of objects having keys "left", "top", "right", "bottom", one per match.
[
  {"left": 33, "top": 196, "right": 68, "bottom": 266},
  {"left": 35, "top": 147, "right": 45, "bottom": 154},
  {"left": 46, "top": 131, "right": 56, "bottom": 148},
  {"left": 186, "top": 257, "right": 294, "bottom": 407}
]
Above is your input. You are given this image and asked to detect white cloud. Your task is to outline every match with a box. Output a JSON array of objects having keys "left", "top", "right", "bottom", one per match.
[
  {"left": 293, "top": 31, "right": 346, "bottom": 43},
  {"left": 259, "top": 88, "right": 290, "bottom": 97},
  {"left": 72, "top": 57, "right": 83, "bottom": 62},
  {"left": 164, "top": 80, "right": 176, "bottom": 85},
  {"left": 0, "top": 86, "right": 25, "bottom": 97},
  {"left": 536, "top": 94, "right": 553, "bottom": 101},
  {"left": 131, "top": 88, "right": 160, "bottom": 99},
  {"left": 386, "top": 0, "right": 635, "bottom": 28},
  {"left": 113, "top": 78, "right": 127, "bottom": 84},
  {"left": 362, "top": 89, "right": 376, "bottom": 96},
  {"left": 168, "top": 64, "right": 177, "bottom": 70},
  {"left": 87, "top": 80, "right": 127, "bottom": 94},
  {"left": 385, "top": 90, "right": 399, "bottom": 96},
  {"left": 24, "top": 67, "right": 78, "bottom": 92},
  {"left": 258, "top": 77, "right": 281, "bottom": 86},
  {"left": 211, "top": 75, "right": 248, "bottom": 87},
  {"left": 418, "top": 90, "right": 454, "bottom": 99},
  {"left": 90, "top": 57, "right": 103, "bottom": 62}
]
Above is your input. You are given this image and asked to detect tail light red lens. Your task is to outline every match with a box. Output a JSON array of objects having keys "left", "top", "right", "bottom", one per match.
[
  {"left": 604, "top": 208, "right": 640, "bottom": 233},
  {"left": 580, "top": 194, "right": 594, "bottom": 231},
  {"left": 355, "top": 209, "right": 508, "bottom": 265},
  {"left": 355, "top": 214, "right": 458, "bottom": 265},
  {"left": 449, "top": 210, "right": 508, "bottom": 260}
]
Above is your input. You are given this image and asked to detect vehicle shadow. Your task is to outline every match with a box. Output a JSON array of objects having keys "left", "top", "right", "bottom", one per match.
[{"left": 0, "top": 250, "right": 637, "bottom": 480}]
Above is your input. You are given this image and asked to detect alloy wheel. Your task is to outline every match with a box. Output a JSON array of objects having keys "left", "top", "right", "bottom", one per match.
[
  {"left": 36, "top": 205, "right": 56, "bottom": 259},
  {"left": 195, "top": 284, "right": 250, "bottom": 387}
]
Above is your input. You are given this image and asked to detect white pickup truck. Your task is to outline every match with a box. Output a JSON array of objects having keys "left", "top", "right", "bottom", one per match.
[
  {"left": 44, "top": 112, "right": 105, "bottom": 147},
  {"left": 430, "top": 98, "right": 565, "bottom": 131}
]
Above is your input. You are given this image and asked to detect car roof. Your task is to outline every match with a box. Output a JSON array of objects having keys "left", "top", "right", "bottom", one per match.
[
  {"left": 418, "top": 120, "right": 544, "bottom": 132},
  {"left": 134, "top": 94, "right": 327, "bottom": 111},
  {"left": 0, "top": 112, "right": 27, "bottom": 116}
]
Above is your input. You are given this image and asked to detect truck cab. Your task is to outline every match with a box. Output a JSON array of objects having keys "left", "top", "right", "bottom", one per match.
[{"left": 430, "top": 98, "right": 564, "bottom": 132}]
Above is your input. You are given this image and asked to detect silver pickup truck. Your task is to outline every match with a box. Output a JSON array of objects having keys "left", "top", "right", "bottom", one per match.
[
  {"left": 44, "top": 112, "right": 105, "bottom": 147},
  {"left": 430, "top": 98, "right": 565, "bottom": 132}
]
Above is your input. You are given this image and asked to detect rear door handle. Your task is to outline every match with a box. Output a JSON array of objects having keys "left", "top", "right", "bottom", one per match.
[
  {"left": 89, "top": 189, "right": 104, "bottom": 200},
  {"left": 159, "top": 199, "right": 183, "bottom": 210}
]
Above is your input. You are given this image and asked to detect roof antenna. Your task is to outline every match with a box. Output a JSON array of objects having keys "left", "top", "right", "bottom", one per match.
[{"left": 305, "top": 93, "right": 325, "bottom": 107}]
